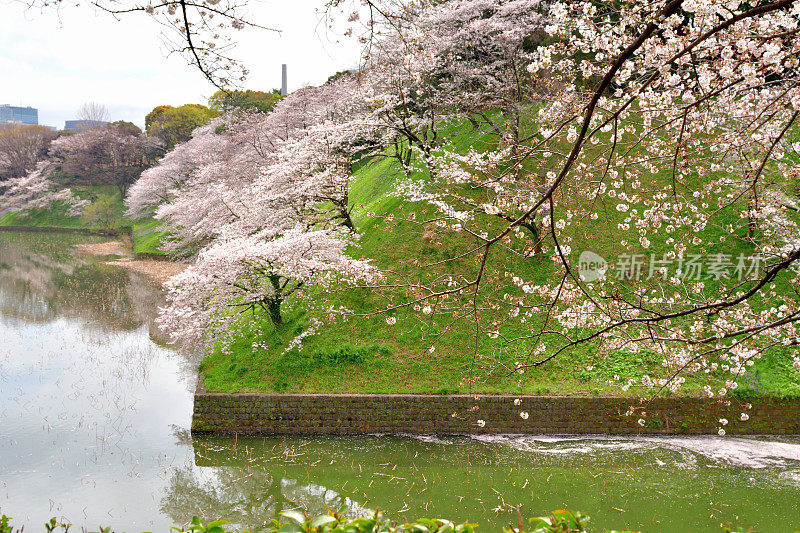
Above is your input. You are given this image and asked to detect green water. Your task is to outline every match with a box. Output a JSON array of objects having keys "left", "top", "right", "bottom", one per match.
[
  {"left": 1, "top": 232, "right": 800, "bottom": 532},
  {"left": 185, "top": 435, "right": 800, "bottom": 532}
]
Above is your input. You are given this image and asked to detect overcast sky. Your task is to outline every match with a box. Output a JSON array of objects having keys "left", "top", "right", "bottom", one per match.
[{"left": 0, "top": 0, "right": 364, "bottom": 129}]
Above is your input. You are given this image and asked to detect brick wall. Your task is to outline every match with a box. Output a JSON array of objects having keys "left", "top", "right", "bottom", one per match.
[{"left": 192, "top": 385, "right": 800, "bottom": 435}]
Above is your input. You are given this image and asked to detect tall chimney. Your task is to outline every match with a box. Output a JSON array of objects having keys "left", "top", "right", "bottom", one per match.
[{"left": 281, "top": 64, "right": 287, "bottom": 96}]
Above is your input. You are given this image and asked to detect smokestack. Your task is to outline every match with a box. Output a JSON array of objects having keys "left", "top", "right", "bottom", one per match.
[{"left": 281, "top": 64, "right": 287, "bottom": 96}]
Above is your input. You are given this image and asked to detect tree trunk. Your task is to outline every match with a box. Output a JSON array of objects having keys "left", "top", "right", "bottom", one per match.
[
  {"left": 267, "top": 298, "right": 283, "bottom": 325},
  {"left": 267, "top": 275, "right": 284, "bottom": 325},
  {"left": 521, "top": 220, "right": 543, "bottom": 257}
]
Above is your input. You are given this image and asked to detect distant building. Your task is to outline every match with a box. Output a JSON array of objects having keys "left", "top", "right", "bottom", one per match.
[
  {"left": 64, "top": 119, "right": 108, "bottom": 132},
  {"left": 0, "top": 105, "right": 38, "bottom": 125}
]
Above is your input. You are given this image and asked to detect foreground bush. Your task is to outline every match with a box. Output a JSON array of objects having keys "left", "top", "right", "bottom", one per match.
[{"left": 2, "top": 507, "right": 769, "bottom": 533}]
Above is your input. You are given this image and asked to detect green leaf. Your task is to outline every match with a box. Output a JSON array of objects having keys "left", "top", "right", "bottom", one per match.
[
  {"left": 309, "top": 515, "right": 338, "bottom": 529},
  {"left": 436, "top": 519, "right": 455, "bottom": 532},
  {"left": 280, "top": 510, "right": 307, "bottom": 525}
]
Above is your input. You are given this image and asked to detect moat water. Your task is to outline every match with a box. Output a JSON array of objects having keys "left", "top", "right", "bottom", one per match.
[{"left": 1, "top": 232, "right": 799, "bottom": 532}]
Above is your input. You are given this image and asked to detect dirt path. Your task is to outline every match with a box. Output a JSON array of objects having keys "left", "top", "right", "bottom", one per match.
[
  {"left": 75, "top": 240, "right": 186, "bottom": 284},
  {"left": 74, "top": 240, "right": 133, "bottom": 259}
]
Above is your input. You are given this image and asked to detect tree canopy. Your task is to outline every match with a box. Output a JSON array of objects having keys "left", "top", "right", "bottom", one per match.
[
  {"left": 0, "top": 124, "right": 57, "bottom": 183},
  {"left": 208, "top": 89, "right": 283, "bottom": 114},
  {"left": 50, "top": 122, "right": 164, "bottom": 196},
  {"left": 145, "top": 104, "right": 218, "bottom": 150}
]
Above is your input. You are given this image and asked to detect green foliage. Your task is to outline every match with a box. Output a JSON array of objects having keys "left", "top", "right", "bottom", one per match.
[
  {"left": 0, "top": 202, "right": 83, "bottom": 229},
  {"left": 107, "top": 121, "right": 142, "bottom": 135},
  {"left": 171, "top": 516, "right": 231, "bottom": 533},
  {"left": 279, "top": 344, "right": 391, "bottom": 372},
  {"left": 268, "top": 509, "right": 478, "bottom": 533},
  {"left": 44, "top": 518, "right": 71, "bottom": 533},
  {"left": 83, "top": 194, "right": 122, "bottom": 233},
  {"left": 0, "top": 186, "right": 163, "bottom": 253},
  {"left": 198, "top": 114, "right": 800, "bottom": 398},
  {"left": 133, "top": 218, "right": 167, "bottom": 256},
  {"left": 326, "top": 70, "right": 357, "bottom": 84},
  {"left": 198, "top": 306, "right": 393, "bottom": 393},
  {"left": 586, "top": 349, "right": 662, "bottom": 383},
  {"left": 208, "top": 89, "right": 282, "bottom": 114},
  {"left": 503, "top": 510, "right": 605, "bottom": 533},
  {"left": 1, "top": 508, "right": 784, "bottom": 533},
  {"left": 0, "top": 186, "right": 123, "bottom": 230},
  {"left": 145, "top": 104, "right": 218, "bottom": 150}
]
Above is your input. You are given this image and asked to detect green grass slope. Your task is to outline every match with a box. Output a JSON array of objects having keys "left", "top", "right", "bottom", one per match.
[{"left": 199, "top": 119, "right": 800, "bottom": 397}]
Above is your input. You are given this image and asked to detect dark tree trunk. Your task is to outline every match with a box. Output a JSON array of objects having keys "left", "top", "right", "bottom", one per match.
[
  {"left": 267, "top": 275, "right": 284, "bottom": 325},
  {"left": 267, "top": 298, "right": 283, "bottom": 325}
]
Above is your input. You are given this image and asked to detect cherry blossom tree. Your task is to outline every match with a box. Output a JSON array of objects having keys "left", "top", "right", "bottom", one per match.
[
  {"left": 350, "top": 0, "right": 554, "bottom": 250},
  {"left": 119, "top": 0, "right": 800, "bottom": 412},
  {"left": 0, "top": 162, "right": 88, "bottom": 217},
  {"left": 129, "top": 74, "right": 386, "bottom": 346},
  {"left": 50, "top": 122, "right": 164, "bottom": 196},
  {"left": 0, "top": 125, "right": 57, "bottom": 183},
  {"left": 128, "top": 74, "right": 383, "bottom": 245},
  {"left": 366, "top": 0, "right": 800, "bottom": 410},
  {"left": 158, "top": 228, "right": 377, "bottom": 346}
]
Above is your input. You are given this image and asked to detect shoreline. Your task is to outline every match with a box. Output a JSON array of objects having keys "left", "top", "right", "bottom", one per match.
[
  {"left": 74, "top": 239, "right": 186, "bottom": 284},
  {"left": 0, "top": 224, "right": 126, "bottom": 237}
]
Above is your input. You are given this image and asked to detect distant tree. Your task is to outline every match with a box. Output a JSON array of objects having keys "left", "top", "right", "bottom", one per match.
[
  {"left": 208, "top": 89, "right": 282, "bottom": 114},
  {"left": 326, "top": 69, "right": 357, "bottom": 84},
  {"left": 145, "top": 104, "right": 218, "bottom": 150},
  {"left": 108, "top": 120, "right": 143, "bottom": 136},
  {"left": 77, "top": 102, "right": 109, "bottom": 123},
  {"left": 83, "top": 193, "right": 120, "bottom": 232},
  {"left": 50, "top": 123, "right": 164, "bottom": 196},
  {"left": 0, "top": 124, "right": 57, "bottom": 183}
]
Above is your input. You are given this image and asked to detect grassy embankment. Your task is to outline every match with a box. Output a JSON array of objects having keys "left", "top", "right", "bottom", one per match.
[
  {"left": 0, "top": 185, "right": 166, "bottom": 257},
  {"left": 198, "top": 116, "right": 800, "bottom": 398}
]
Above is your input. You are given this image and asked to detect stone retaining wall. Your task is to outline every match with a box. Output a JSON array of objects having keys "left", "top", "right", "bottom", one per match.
[{"left": 192, "top": 384, "right": 800, "bottom": 435}]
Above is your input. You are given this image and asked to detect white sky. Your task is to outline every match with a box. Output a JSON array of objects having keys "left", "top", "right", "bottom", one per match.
[{"left": 0, "top": 0, "right": 364, "bottom": 129}]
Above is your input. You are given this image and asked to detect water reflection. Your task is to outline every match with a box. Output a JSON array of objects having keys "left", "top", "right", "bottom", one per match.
[
  {"left": 160, "top": 462, "right": 365, "bottom": 530},
  {"left": 182, "top": 434, "right": 800, "bottom": 532},
  {"left": 0, "top": 232, "right": 165, "bottom": 336},
  {"left": 2, "top": 232, "right": 800, "bottom": 533},
  {"left": 161, "top": 436, "right": 371, "bottom": 531},
  {"left": 0, "top": 232, "right": 195, "bottom": 530}
]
